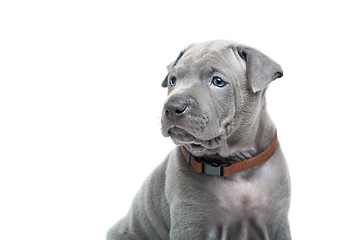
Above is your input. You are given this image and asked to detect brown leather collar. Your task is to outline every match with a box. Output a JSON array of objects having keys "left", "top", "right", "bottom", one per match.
[{"left": 180, "top": 132, "right": 278, "bottom": 177}]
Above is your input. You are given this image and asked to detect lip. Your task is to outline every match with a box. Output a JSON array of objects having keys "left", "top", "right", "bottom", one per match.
[
  {"left": 168, "top": 127, "right": 196, "bottom": 143},
  {"left": 167, "top": 126, "right": 225, "bottom": 150}
]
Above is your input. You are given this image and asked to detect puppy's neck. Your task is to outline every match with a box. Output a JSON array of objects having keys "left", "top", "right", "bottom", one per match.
[{"left": 214, "top": 110, "right": 276, "bottom": 163}]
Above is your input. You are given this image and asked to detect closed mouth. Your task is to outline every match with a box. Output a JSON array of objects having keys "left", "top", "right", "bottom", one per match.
[
  {"left": 168, "top": 127, "right": 196, "bottom": 143},
  {"left": 168, "top": 127, "right": 225, "bottom": 150}
]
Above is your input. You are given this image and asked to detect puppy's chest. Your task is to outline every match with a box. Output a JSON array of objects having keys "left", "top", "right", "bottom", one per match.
[{"left": 206, "top": 175, "right": 269, "bottom": 215}]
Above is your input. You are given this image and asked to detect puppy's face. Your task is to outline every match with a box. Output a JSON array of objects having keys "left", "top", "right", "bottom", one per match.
[
  {"left": 160, "top": 41, "right": 282, "bottom": 157},
  {"left": 161, "top": 41, "right": 246, "bottom": 156}
]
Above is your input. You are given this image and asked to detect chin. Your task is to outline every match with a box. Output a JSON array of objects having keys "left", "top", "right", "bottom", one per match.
[{"left": 165, "top": 127, "right": 226, "bottom": 157}]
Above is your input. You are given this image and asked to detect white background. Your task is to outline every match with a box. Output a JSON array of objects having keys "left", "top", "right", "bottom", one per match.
[{"left": 1, "top": 0, "right": 359, "bottom": 239}]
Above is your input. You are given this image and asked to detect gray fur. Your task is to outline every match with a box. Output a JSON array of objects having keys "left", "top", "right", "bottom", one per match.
[{"left": 107, "top": 40, "right": 291, "bottom": 240}]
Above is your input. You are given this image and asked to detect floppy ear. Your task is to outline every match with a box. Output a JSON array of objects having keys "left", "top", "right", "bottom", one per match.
[
  {"left": 237, "top": 47, "right": 283, "bottom": 93},
  {"left": 161, "top": 50, "right": 186, "bottom": 87}
]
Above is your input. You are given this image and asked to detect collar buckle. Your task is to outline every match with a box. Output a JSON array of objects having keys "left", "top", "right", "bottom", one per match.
[
  {"left": 186, "top": 151, "right": 229, "bottom": 176},
  {"left": 203, "top": 162, "right": 230, "bottom": 176}
]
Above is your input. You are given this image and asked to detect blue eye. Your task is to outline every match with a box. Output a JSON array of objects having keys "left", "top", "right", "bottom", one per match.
[
  {"left": 212, "top": 77, "right": 227, "bottom": 88},
  {"left": 170, "top": 76, "right": 177, "bottom": 87}
]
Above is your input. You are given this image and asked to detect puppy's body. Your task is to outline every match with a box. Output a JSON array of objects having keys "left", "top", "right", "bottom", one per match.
[{"left": 107, "top": 41, "right": 291, "bottom": 240}]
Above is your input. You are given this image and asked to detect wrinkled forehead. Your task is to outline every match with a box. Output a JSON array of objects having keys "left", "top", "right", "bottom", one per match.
[
  {"left": 185, "top": 41, "right": 235, "bottom": 61},
  {"left": 189, "top": 40, "right": 237, "bottom": 54},
  {"left": 174, "top": 41, "right": 242, "bottom": 75}
]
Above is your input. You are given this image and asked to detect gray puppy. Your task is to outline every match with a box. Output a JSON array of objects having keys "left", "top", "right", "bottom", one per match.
[{"left": 107, "top": 40, "right": 291, "bottom": 240}]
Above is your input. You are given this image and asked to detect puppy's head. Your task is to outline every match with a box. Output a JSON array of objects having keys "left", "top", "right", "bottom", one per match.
[{"left": 160, "top": 40, "right": 282, "bottom": 157}]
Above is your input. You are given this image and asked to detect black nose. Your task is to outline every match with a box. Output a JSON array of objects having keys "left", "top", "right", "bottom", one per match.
[{"left": 164, "top": 98, "right": 189, "bottom": 122}]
